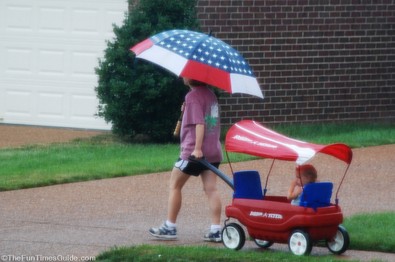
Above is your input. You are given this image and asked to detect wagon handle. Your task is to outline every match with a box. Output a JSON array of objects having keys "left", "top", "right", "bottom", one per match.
[{"left": 189, "top": 156, "right": 234, "bottom": 190}]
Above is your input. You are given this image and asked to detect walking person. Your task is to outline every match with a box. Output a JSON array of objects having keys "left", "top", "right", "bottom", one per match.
[{"left": 149, "top": 77, "right": 223, "bottom": 242}]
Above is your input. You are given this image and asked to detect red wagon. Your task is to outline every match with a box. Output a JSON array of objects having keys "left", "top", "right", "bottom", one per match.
[{"left": 196, "top": 120, "right": 353, "bottom": 256}]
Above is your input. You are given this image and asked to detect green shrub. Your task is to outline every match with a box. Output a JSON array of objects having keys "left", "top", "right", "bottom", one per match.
[{"left": 95, "top": 0, "right": 199, "bottom": 142}]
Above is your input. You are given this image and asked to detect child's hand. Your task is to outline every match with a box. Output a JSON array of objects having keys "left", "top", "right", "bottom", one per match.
[{"left": 287, "top": 179, "right": 302, "bottom": 200}]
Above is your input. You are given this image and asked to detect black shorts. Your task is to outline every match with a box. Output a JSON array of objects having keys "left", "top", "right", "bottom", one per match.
[{"left": 174, "top": 158, "right": 220, "bottom": 176}]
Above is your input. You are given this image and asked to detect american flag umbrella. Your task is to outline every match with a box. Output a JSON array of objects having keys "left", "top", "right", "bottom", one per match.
[{"left": 130, "top": 29, "right": 264, "bottom": 98}]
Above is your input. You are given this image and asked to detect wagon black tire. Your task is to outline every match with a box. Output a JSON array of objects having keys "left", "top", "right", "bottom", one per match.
[
  {"left": 326, "top": 225, "right": 350, "bottom": 255},
  {"left": 254, "top": 239, "right": 273, "bottom": 248},
  {"left": 222, "top": 223, "right": 245, "bottom": 250},
  {"left": 288, "top": 230, "right": 312, "bottom": 256}
]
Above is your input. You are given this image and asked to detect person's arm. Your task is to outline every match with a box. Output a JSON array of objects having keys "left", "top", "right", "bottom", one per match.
[
  {"left": 191, "top": 124, "right": 205, "bottom": 158},
  {"left": 287, "top": 179, "right": 302, "bottom": 200}
]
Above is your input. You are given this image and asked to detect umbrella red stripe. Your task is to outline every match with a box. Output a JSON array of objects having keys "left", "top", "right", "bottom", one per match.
[
  {"left": 180, "top": 60, "right": 231, "bottom": 92},
  {"left": 130, "top": 39, "right": 154, "bottom": 55}
]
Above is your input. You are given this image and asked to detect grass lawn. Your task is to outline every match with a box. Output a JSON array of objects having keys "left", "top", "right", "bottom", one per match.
[
  {"left": 97, "top": 245, "right": 349, "bottom": 262},
  {"left": 345, "top": 212, "right": 395, "bottom": 253},
  {"left": 0, "top": 142, "right": 178, "bottom": 190}
]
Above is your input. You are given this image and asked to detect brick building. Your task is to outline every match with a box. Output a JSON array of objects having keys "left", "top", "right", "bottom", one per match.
[{"left": 196, "top": 0, "right": 395, "bottom": 126}]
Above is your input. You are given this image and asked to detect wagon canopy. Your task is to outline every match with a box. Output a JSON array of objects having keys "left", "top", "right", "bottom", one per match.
[{"left": 225, "top": 120, "right": 352, "bottom": 165}]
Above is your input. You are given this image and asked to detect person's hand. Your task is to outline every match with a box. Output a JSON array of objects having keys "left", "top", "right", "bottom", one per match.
[{"left": 191, "top": 149, "right": 203, "bottom": 158}]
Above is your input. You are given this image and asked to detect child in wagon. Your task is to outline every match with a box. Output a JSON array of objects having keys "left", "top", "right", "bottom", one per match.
[{"left": 287, "top": 164, "right": 318, "bottom": 205}]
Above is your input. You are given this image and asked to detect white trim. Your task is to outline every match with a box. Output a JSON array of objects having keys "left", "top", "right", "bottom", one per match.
[
  {"left": 137, "top": 45, "right": 188, "bottom": 76},
  {"left": 230, "top": 74, "right": 264, "bottom": 98}
]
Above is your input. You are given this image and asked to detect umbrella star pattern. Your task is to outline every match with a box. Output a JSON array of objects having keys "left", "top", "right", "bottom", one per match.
[{"left": 153, "top": 30, "right": 254, "bottom": 77}]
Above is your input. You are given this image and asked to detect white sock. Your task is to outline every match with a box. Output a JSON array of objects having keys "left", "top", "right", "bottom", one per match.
[
  {"left": 165, "top": 220, "right": 176, "bottom": 229},
  {"left": 210, "top": 224, "right": 221, "bottom": 233}
]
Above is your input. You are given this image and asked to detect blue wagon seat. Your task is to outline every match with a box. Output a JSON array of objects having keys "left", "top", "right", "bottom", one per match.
[
  {"left": 299, "top": 182, "right": 333, "bottom": 209},
  {"left": 233, "top": 170, "right": 264, "bottom": 200}
]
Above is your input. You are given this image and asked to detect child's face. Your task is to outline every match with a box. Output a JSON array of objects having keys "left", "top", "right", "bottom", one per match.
[{"left": 295, "top": 170, "right": 313, "bottom": 185}]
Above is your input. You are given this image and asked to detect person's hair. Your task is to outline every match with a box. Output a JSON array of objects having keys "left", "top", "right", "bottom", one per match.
[
  {"left": 296, "top": 164, "right": 317, "bottom": 182},
  {"left": 187, "top": 78, "right": 207, "bottom": 87}
]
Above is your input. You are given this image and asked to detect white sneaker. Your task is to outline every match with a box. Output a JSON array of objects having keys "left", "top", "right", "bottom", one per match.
[{"left": 149, "top": 222, "right": 177, "bottom": 240}]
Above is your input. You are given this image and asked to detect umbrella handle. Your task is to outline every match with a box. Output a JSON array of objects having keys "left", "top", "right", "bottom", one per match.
[
  {"left": 173, "top": 103, "right": 185, "bottom": 137},
  {"left": 173, "top": 120, "right": 182, "bottom": 137}
]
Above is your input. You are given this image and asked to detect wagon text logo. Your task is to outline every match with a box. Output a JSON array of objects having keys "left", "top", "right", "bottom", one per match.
[
  {"left": 249, "top": 211, "right": 283, "bottom": 220},
  {"left": 232, "top": 135, "right": 277, "bottom": 149}
]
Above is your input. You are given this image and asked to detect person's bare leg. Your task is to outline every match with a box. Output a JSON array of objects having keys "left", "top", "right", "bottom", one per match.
[
  {"left": 149, "top": 167, "right": 189, "bottom": 239},
  {"left": 201, "top": 170, "right": 222, "bottom": 225},
  {"left": 167, "top": 167, "right": 190, "bottom": 223}
]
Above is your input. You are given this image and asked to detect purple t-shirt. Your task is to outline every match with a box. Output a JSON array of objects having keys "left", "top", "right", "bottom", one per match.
[{"left": 180, "top": 86, "right": 223, "bottom": 163}]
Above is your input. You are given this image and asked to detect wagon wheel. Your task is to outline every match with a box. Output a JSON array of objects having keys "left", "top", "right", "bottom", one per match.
[
  {"left": 326, "top": 225, "right": 350, "bottom": 255},
  {"left": 288, "top": 230, "right": 312, "bottom": 256},
  {"left": 221, "top": 223, "right": 245, "bottom": 250},
  {"left": 254, "top": 239, "right": 273, "bottom": 248}
]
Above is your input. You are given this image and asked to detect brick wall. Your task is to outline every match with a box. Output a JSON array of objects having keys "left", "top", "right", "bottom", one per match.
[{"left": 196, "top": 0, "right": 395, "bottom": 126}]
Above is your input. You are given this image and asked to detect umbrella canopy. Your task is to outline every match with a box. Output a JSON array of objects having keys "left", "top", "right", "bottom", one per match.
[
  {"left": 225, "top": 120, "right": 353, "bottom": 165},
  {"left": 130, "top": 29, "right": 264, "bottom": 98}
]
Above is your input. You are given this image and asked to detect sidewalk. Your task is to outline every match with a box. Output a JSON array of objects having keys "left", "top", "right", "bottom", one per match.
[{"left": 0, "top": 126, "right": 394, "bottom": 260}]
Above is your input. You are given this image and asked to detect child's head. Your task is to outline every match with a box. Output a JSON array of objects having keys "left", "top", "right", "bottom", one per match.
[{"left": 296, "top": 164, "right": 317, "bottom": 184}]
